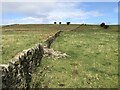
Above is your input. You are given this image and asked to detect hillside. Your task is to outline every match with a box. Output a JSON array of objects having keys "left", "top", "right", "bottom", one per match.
[
  {"left": 1, "top": 24, "right": 118, "bottom": 88},
  {"left": 2, "top": 24, "right": 79, "bottom": 63}
]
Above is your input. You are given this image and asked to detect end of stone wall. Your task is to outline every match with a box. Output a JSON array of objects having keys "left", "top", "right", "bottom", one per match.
[{"left": 1, "top": 43, "right": 44, "bottom": 89}]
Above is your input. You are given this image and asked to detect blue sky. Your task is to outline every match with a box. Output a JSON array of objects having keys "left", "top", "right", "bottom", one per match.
[{"left": 1, "top": 2, "right": 118, "bottom": 25}]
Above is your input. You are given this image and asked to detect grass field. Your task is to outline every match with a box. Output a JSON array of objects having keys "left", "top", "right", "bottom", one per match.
[
  {"left": 30, "top": 25, "right": 118, "bottom": 88},
  {"left": 2, "top": 24, "right": 79, "bottom": 63},
  {"left": 1, "top": 24, "right": 118, "bottom": 88}
]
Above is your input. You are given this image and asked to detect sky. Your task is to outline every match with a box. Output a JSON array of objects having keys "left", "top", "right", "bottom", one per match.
[{"left": 1, "top": 1, "right": 119, "bottom": 25}]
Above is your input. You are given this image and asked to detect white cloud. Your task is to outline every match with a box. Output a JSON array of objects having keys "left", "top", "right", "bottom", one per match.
[
  {"left": 2, "top": 2, "right": 103, "bottom": 25},
  {"left": 2, "top": 16, "right": 53, "bottom": 25},
  {"left": 3, "top": 17, "right": 43, "bottom": 24}
]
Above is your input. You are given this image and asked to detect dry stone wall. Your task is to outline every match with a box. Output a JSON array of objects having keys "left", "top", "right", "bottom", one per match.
[
  {"left": 1, "top": 30, "right": 63, "bottom": 89},
  {"left": 1, "top": 43, "right": 44, "bottom": 89},
  {"left": 45, "top": 31, "right": 62, "bottom": 48}
]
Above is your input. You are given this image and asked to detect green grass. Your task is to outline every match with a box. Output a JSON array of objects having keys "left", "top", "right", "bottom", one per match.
[
  {"left": 32, "top": 25, "right": 118, "bottom": 88},
  {"left": 3, "top": 24, "right": 79, "bottom": 31},
  {"left": 2, "top": 24, "right": 118, "bottom": 88},
  {"left": 2, "top": 24, "right": 79, "bottom": 64}
]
